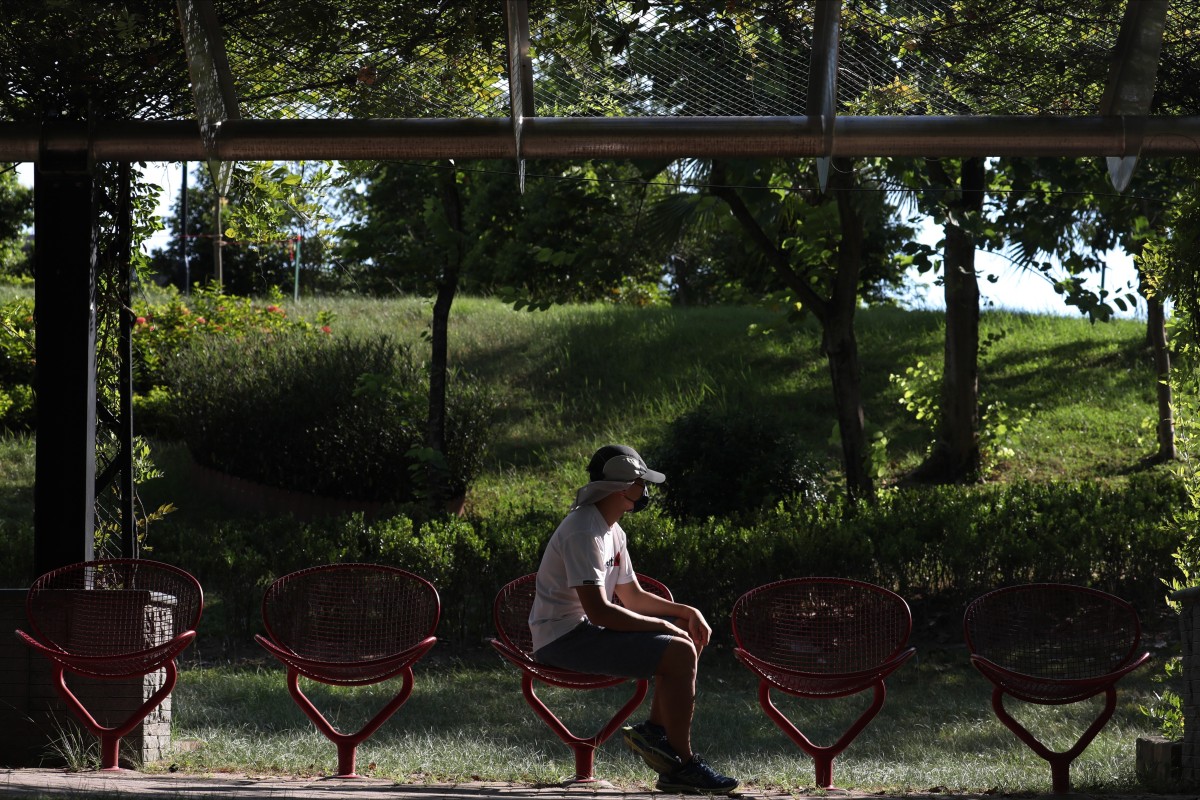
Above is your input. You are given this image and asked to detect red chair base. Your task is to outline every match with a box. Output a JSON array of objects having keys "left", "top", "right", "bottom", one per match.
[
  {"left": 50, "top": 659, "right": 180, "bottom": 771},
  {"left": 275, "top": 660, "right": 420, "bottom": 778},
  {"left": 757, "top": 679, "right": 885, "bottom": 789},
  {"left": 521, "top": 671, "right": 648, "bottom": 781},
  {"left": 990, "top": 686, "right": 1117, "bottom": 794}
]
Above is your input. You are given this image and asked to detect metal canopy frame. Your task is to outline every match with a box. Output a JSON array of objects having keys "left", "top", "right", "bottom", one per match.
[
  {"left": 0, "top": 1, "right": 1197, "bottom": 165},
  {"left": 11, "top": 0, "right": 1197, "bottom": 575}
]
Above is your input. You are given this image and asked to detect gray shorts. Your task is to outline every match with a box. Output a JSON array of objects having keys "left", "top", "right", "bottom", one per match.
[{"left": 533, "top": 620, "right": 675, "bottom": 680}]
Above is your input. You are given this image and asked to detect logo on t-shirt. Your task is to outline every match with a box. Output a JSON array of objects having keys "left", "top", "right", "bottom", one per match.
[{"left": 604, "top": 550, "right": 622, "bottom": 569}]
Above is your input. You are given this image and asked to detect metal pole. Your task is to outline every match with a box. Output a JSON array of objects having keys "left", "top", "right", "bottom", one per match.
[
  {"left": 292, "top": 234, "right": 301, "bottom": 302},
  {"left": 213, "top": 190, "right": 222, "bottom": 288},
  {"left": 4, "top": 116, "right": 1200, "bottom": 162},
  {"left": 117, "top": 161, "right": 136, "bottom": 559},
  {"left": 180, "top": 162, "right": 189, "bottom": 294},
  {"left": 33, "top": 132, "right": 97, "bottom": 573}
]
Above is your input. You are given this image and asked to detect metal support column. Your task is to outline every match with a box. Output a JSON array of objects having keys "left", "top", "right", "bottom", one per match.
[{"left": 33, "top": 129, "right": 98, "bottom": 574}]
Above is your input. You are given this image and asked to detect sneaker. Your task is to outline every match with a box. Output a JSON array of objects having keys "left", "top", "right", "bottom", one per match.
[
  {"left": 655, "top": 754, "right": 740, "bottom": 795},
  {"left": 621, "top": 720, "right": 681, "bottom": 773}
]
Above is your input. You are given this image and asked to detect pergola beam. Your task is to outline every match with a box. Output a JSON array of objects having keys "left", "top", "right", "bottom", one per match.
[
  {"left": 3, "top": 115, "right": 1200, "bottom": 163},
  {"left": 807, "top": 0, "right": 841, "bottom": 190},
  {"left": 504, "top": 1, "right": 535, "bottom": 191},
  {"left": 1099, "top": 0, "right": 1169, "bottom": 191}
]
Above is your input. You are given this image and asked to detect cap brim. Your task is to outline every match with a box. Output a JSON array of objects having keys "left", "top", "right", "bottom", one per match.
[{"left": 642, "top": 468, "right": 666, "bottom": 484}]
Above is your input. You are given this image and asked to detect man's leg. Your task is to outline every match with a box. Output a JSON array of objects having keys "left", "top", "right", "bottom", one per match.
[{"left": 649, "top": 636, "right": 698, "bottom": 759}]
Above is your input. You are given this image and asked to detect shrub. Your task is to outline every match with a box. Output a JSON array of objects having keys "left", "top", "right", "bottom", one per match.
[
  {"left": 0, "top": 298, "right": 34, "bottom": 431},
  {"left": 650, "top": 405, "right": 829, "bottom": 520},
  {"left": 164, "top": 332, "right": 495, "bottom": 504}
]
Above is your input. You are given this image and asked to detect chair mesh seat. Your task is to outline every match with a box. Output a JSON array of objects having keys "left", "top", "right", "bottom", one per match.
[
  {"left": 261, "top": 565, "right": 440, "bottom": 680},
  {"left": 733, "top": 578, "right": 913, "bottom": 680},
  {"left": 964, "top": 585, "right": 1142, "bottom": 681},
  {"left": 26, "top": 561, "right": 203, "bottom": 670}
]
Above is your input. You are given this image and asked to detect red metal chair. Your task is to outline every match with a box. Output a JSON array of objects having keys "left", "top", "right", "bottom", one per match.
[
  {"left": 732, "top": 577, "right": 916, "bottom": 789},
  {"left": 15, "top": 558, "right": 204, "bottom": 770},
  {"left": 963, "top": 583, "right": 1151, "bottom": 794},
  {"left": 254, "top": 563, "right": 439, "bottom": 778},
  {"left": 489, "top": 572, "right": 672, "bottom": 783}
]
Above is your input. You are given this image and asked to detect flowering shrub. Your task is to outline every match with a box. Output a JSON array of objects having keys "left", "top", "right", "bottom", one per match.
[{"left": 131, "top": 285, "right": 334, "bottom": 393}]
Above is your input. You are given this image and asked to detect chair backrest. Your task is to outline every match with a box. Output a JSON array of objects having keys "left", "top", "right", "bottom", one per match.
[
  {"left": 25, "top": 558, "right": 203, "bottom": 658},
  {"left": 964, "top": 583, "right": 1143, "bottom": 679},
  {"left": 493, "top": 572, "right": 673, "bottom": 656},
  {"left": 732, "top": 577, "right": 912, "bottom": 674},
  {"left": 261, "top": 563, "right": 440, "bottom": 664}
]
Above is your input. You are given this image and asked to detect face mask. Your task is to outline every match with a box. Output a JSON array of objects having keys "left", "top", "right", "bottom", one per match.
[{"left": 631, "top": 487, "right": 651, "bottom": 512}]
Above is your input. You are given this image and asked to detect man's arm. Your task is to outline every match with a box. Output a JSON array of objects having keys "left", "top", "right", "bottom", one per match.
[
  {"left": 574, "top": 583, "right": 689, "bottom": 639},
  {"left": 614, "top": 579, "right": 713, "bottom": 648}
]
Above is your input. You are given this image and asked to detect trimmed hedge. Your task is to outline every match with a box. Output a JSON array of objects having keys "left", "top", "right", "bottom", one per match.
[{"left": 150, "top": 470, "right": 1183, "bottom": 651}]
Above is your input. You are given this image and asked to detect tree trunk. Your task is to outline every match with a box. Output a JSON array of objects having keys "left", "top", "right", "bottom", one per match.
[
  {"left": 709, "top": 159, "right": 874, "bottom": 502},
  {"left": 825, "top": 159, "right": 874, "bottom": 501},
  {"left": 908, "top": 157, "right": 984, "bottom": 484},
  {"left": 428, "top": 164, "right": 463, "bottom": 504},
  {"left": 1148, "top": 295, "right": 1176, "bottom": 462}
]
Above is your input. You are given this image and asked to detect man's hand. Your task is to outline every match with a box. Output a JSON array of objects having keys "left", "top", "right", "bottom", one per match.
[{"left": 679, "top": 606, "right": 712, "bottom": 648}]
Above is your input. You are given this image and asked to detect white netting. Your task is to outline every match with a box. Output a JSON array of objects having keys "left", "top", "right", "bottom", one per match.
[{"left": 8, "top": 2, "right": 1190, "bottom": 124}]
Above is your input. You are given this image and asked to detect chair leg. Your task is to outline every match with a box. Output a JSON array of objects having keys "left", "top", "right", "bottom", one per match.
[
  {"left": 50, "top": 660, "right": 180, "bottom": 771},
  {"left": 521, "top": 674, "right": 649, "bottom": 781},
  {"left": 285, "top": 666, "right": 417, "bottom": 778},
  {"left": 757, "top": 680, "right": 887, "bottom": 789},
  {"left": 990, "top": 687, "right": 1118, "bottom": 794}
]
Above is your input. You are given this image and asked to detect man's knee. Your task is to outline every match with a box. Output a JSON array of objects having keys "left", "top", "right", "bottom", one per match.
[{"left": 656, "top": 636, "right": 698, "bottom": 680}]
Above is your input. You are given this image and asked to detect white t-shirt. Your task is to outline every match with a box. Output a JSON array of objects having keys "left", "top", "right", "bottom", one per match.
[{"left": 529, "top": 503, "right": 636, "bottom": 653}]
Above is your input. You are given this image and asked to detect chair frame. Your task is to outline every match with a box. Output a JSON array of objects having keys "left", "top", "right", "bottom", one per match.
[
  {"left": 15, "top": 558, "right": 204, "bottom": 770},
  {"left": 254, "top": 563, "right": 439, "bottom": 778},
  {"left": 489, "top": 572, "right": 672, "bottom": 782},
  {"left": 964, "top": 582, "right": 1151, "bottom": 794},
  {"left": 732, "top": 577, "right": 916, "bottom": 789}
]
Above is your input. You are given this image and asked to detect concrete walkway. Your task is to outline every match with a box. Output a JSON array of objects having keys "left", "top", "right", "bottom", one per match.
[
  {"left": 2, "top": 770, "right": 1194, "bottom": 800},
  {"left": 0, "top": 769, "right": 817, "bottom": 800}
]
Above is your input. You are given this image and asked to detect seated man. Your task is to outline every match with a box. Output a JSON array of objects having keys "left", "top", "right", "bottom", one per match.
[{"left": 529, "top": 444, "right": 739, "bottom": 795}]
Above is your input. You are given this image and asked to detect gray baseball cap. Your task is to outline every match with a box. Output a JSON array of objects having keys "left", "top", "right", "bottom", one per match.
[{"left": 587, "top": 444, "right": 665, "bottom": 484}]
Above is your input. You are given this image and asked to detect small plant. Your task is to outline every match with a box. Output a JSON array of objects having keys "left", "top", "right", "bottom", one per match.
[
  {"left": 0, "top": 296, "right": 34, "bottom": 430},
  {"left": 889, "top": 330, "right": 1032, "bottom": 475},
  {"left": 43, "top": 716, "right": 100, "bottom": 771},
  {"left": 1140, "top": 656, "right": 1184, "bottom": 741}
]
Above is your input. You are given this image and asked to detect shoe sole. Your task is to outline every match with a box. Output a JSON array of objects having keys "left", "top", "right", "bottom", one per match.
[
  {"left": 654, "top": 778, "right": 740, "bottom": 795},
  {"left": 621, "top": 729, "right": 680, "bottom": 774}
]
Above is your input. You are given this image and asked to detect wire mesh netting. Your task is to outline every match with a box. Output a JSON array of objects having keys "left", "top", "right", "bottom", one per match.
[
  {"left": 2, "top": 1, "right": 1197, "bottom": 124},
  {"left": 732, "top": 578, "right": 912, "bottom": 676},
  {"left": 964, "top": 584, "right": 1143, "bottom": 681}
]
